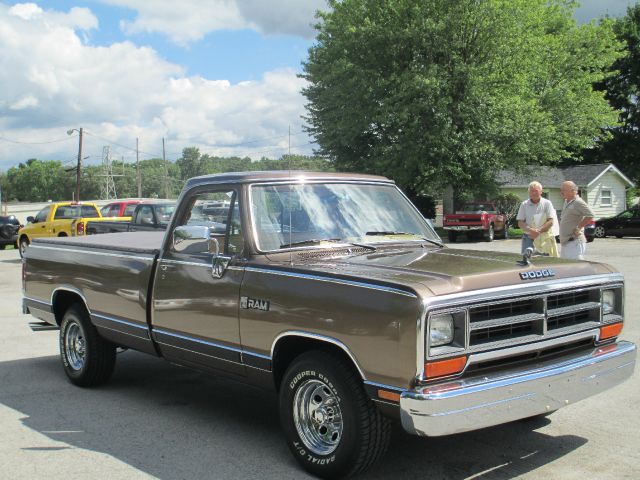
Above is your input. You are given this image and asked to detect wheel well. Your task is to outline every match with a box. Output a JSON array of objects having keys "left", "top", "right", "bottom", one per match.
[
  {"left": 58, "top": 232, "right": 68, "bottom": 237},
  {"left": 52, "top": 290, "right": 88, "bottom": 326},
  {"left": 20, "top": 234, "right": 29, "bottom": 243},
  {"left": 272, "top": 336, "right": 363, "bottom": 391}
]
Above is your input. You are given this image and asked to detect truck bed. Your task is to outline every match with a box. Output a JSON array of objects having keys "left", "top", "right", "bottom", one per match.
[{"left": 33, "top": 231, "right": 164, "bottom": 254}]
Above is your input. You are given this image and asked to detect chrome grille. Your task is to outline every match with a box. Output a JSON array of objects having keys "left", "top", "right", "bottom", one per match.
[{"left": 466, "top": 287, "right": 601, "bottom": 351}]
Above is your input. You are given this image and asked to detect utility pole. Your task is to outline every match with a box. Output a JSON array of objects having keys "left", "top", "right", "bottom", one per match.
[
  {"left": 162, "top": 137, "right": 168, "bottom": 198},
  {"left": 136, "top": 137, "right": 141, "bottom": 198},
  {"left": 74, "top": 128, "right": 84, "bottom": 201}
]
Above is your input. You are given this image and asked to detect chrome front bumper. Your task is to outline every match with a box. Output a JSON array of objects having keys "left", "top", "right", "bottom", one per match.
[{"left": 400, "top": 341, "right": 636, "bottom": 436}]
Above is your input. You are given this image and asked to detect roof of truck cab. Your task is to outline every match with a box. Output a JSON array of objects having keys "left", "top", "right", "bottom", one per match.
[{"left": 185, "top": 171, "right": 394, "bottom": 188}]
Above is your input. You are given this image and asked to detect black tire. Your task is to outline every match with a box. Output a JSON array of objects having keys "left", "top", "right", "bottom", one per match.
[
  {"left": 484, "top": 223, "right": 495, "bottom": 242},
  {"left": 447, "top": 231, "right": 457, "bottom": 243},
  {"left": 0, "top": 244, "right": 5, "bottom": 250},
  {"left": 279, "top": 351, "right": 390, "bottom": 478},
  {"left": 0, "top": 224, "right": 13, "bottom": 239},
  {"left": 58, "top": 232, "right": 68, "bottom": 237},
  {"left": 59, "top": 304, "right": 116, "bottom": 387},
  {"left": 19, "top": 236, "right": 29, "bottom": 258},
  {"left": 615, "top": 234, "right": 623, "bottom": 238}
]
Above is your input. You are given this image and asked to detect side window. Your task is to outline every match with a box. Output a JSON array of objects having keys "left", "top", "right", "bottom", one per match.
[
  {"left": 108, "top": 205, "right": 121, "bottom": 217},
  {"left": 123, "top": 204, "right": 137, "bottom": 216},
  {"left": 100, "top": 205, "right": 111, "bottom": 217},
  {"left": 178, "top": 190, "right": 243, "bottom": 256},
  {"left": 137, "top": 206, "right": 155, "bottom": 224},
  {"left": 35, "top": 206, "right": 50, "bottom": 223},
  {"left": 601, "top": 189, "right": 612, "bottom": 206},
  {"left": 54, "top": 207, "right": 69, "bottom": 219}
]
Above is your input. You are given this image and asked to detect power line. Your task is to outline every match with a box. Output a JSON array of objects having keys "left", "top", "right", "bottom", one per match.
[{"left": 0, "top": 134, "right": 75, "bottom": 145}]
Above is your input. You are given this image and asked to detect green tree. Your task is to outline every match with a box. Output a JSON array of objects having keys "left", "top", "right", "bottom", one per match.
[
  {"left": 302, "top": 0, "right": 624, "bottom": 198},
  {"left": 586, "top": 4, "right": 640, "bottom": 184},
  {"left": 176, "top": 147, "right": 206, "bottom": 180},
  {"left": 6, "top": 159, "right": 74, "bottom": 201}
]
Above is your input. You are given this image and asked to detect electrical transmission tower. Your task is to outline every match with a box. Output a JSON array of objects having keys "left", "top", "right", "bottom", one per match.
[{"left": 101, "top": 146, "right": 117, "bottom": 200}]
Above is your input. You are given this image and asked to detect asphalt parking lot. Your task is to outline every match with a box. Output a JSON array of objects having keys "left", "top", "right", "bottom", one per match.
[{"left": 0, "top": 238, "right": 638, "bottom": 480}]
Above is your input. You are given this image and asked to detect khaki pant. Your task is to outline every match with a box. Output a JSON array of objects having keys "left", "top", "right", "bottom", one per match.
[{"left": 560, "top": 240, "right": 586, "bottom": 260}]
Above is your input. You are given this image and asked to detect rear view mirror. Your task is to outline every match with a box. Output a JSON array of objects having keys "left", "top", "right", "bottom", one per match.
[
  {"left": 173, "top": 225, "right": 211, "bottom": 253},
  {"left": 26, "top": 216, "right": 35, "bottom": 224}
]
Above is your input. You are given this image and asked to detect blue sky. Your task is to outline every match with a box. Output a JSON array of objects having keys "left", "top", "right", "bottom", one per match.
[{"left": 0, "top": 0, "right": 635, "bottom": 171}]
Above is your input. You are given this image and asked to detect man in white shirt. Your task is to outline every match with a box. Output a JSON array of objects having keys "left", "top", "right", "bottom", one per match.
[{"left": 516, "top": 181, "right": 555, "bottom": 255}]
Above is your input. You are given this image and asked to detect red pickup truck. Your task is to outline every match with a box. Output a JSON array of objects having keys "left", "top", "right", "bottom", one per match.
[{"left": 443, "top": 202, "right": 508, "bottom": 242}]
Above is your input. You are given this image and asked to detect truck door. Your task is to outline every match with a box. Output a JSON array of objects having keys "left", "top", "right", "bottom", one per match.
[{"left": 151, "top": 188, "right": 246, "bottom": 376}]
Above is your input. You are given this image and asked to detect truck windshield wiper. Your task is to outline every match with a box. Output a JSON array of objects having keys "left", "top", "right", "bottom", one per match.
[
  {"left": 280, "top": 238, "right": 377, "bottom": 251},
  {"left": 280, "top": 238, "right": 342, "bottom": 248},
  {"left": 365, "top": 231, "right": 444, "bottom": 248}
]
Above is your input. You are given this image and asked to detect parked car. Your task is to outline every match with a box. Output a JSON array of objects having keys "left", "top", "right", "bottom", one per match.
[
  {"left": 0, "top": 215, "right": 21, "bottom": 250},
  {"left": 595, "top": 206, "right": 640, "bottom": 238},
  {"left": 22, "top": 171, "right": 635, "bottom": 478},
  {"left": 100, "top": 200, "right": 140, "bottom": 218},
  {"left": 85, "top": 201, "right": 176, "bottom": 234},
  {"left": 18, "top": 202, "right": 101, "bottom": 257},
  {"left": 443, "top": 202, "right": 507, "bottom": 242}
]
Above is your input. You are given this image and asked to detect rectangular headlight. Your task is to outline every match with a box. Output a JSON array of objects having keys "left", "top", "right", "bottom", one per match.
[
  {"left": 602, "top": 289, "right": 616, "bottom": 315},
  {"left": 430, "top": 314, "right": 454, "bottom": 346}
]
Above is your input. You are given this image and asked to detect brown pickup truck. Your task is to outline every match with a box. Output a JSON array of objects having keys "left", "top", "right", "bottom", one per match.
[{"left": 22, "top": 171, "right": 636, "bottom": 478}]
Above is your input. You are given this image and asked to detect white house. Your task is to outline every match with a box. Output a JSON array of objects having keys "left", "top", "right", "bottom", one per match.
[{"left": 496, "top": 164, "right": 635, "bottom": 219}]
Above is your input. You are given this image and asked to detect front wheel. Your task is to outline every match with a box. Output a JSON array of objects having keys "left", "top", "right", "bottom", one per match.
[
  {"left": 279, "top": 351, "right": 390, "bottom": 478},
  {"left": 594, "top": 226, "right": 606, "bottom": 238},
  {"left": 60, "top": 304, "right": 116, "bottom": 387},
  {"left": 19, "top": 236, "right": 29, "bottom": 258}
]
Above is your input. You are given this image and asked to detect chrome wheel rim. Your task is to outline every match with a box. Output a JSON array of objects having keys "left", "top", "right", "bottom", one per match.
[
  {"left": 594, "top": 226, "right": 605, "bottom": 238},
  {"left": 20, "top": 241, "right": 28, "bottom": 256},
  {"left": 293, "top": 378, "right": 343, "bottom": 455},
  {"left": 64, "top": 322, "right": 86, "bottom": 371}
]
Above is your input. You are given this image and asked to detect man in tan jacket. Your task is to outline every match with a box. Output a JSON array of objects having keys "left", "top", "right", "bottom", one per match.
[{"left": 559, "top": 181, "right": 595, "bottom": 260}]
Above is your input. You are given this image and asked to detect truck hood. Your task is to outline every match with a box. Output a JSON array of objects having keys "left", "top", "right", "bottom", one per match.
[{"left": 264, "top": 245, "right": 615, "bottom": 298}]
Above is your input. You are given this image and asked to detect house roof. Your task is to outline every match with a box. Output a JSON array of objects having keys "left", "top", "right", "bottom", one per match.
[{"left": 497, "top": 164, "right": 635, "bottom": 188}]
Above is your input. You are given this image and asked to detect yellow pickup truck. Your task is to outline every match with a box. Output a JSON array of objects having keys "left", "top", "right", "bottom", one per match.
[{"left": 18, "top": 202, "right": 101, "bottom": 257}]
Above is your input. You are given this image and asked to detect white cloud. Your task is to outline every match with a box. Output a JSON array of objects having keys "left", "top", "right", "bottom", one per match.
[
  {"left": 0, "top": 3, "right": 313, "bottom": 171},
  {"left": 100, "top": 0, "right": 326, "bottom": 45}
]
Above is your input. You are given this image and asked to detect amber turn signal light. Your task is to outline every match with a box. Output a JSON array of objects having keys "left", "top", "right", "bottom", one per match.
[
  {"left": 424, "top": 356, "right": 467, "bottom": 379},
  {"left": 377, "top": 390, "right": 401, "bottom": 403},
  {"left": 600, "top": 322, "right": 623, "bottom": 340}
]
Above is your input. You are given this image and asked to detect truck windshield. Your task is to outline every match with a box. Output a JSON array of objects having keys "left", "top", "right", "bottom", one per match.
[{"left": 250, "top": 183, "right": 440, "bottom": 251}]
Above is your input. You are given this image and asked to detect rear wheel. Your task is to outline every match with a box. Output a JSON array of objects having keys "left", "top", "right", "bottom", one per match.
[
  {"left": 447, "top": 231, "right": 457, "bottom": 243},
  {"left": 594, "top": 226, "right": 606, "bottom": 238},
  {"left": 279, "top": 351, "right": 390, "bottom": 478},
  {"left": 60, "top": 304, "right": 116, "bottom": 387},
  {"left": 484, "top": 224, "right": 495, "bottom": 242},
  {"left": 19, "top": 236, "right": 29, "bottom": 258}
]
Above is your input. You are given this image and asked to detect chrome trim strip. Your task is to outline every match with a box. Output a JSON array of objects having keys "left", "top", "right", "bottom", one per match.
[
  {"left": 155, "top": 341, "right": 244, "bottom": 366},
  {"left": 50, "top": 286, "right": 93, "bottom": 316},
  {"left": 464, "top": 329, "right": 601, "bottom": 370},
  {"left": 245, "top": 266, "right": 417, "bottom": 298},
  {"left": 161, "top": 259, "right": 210, "bottom": 268},
  {"left": 242, "top": 350, "right": 272, "bottom": 360},
  {"left": 153, "top": 328, "right": 244, "bottom": 354},
  {"left": 271, "top": 331, "right": 366, "bottom": 380},
  {"left": 92, "top": 312, "right": 149, "bottom": 330},
  {"left": 23, "top": 296, "right": 52, "bottom": 307},
  {"left": 30, "top": 244, "right": 155, "bottom": 262}
]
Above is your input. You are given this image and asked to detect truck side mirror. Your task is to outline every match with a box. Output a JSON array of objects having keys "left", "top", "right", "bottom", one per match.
[
  {"left": 210, "top": 237, "right": 230, "bottom": 279},
  {"left": 173, "top": 225, "right": 211, "bottom": 253}
]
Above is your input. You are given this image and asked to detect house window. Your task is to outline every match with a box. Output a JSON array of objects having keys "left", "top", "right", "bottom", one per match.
[{"left": 601, "top": 189, "right": 612, "bottom": 206}]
